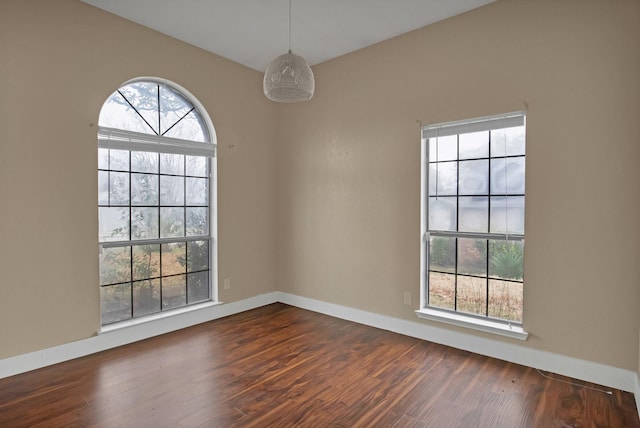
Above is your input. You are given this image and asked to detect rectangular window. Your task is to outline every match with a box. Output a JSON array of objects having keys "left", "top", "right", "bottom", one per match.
[
  {"left": 420, "top": 112, "right": 526, "bottom": 329},
  {"left": 98, "top": 148, "right": 212, "bottom": 325}
]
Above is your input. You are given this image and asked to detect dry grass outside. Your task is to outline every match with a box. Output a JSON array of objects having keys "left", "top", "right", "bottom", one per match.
[{"left": 428, "top": 272, "right": 523, "bottom": 322}]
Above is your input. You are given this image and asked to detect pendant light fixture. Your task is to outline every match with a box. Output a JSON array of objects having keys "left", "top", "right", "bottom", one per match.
[{"left": 263, "top": 0, "right": 315, "bottom": 102}]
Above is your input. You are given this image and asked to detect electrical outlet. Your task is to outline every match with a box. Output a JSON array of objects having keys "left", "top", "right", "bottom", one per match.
[
  {"left": 223, "top": 278, "right": 231, "bottom": 290},
  {"left": 403, "top": 291, "right": 412, "bottom": 305}
]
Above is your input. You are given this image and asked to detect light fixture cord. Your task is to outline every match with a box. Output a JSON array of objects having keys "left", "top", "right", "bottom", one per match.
[{"left": 288, "top": 0, "right": 292, "bottom": 51}]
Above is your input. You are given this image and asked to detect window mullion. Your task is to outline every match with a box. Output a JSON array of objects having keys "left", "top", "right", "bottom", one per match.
[
  {"left": 159, "top": 242, "right": 164, "bottom": 312},
  {"left": 454, "top": 134, "right": 460, "bottom": 312},
  {"left": 486, "top": 130, "right": 492, "bottom": 318},
  {"left": 454, "top": 237, "right": 458, "bottom": 312},
  {"left": 183, "top": 156, "right": 188, "bottom": 304},
  {"left": 485, "top": 239, "right": 489, "bottom": 317},
  {"left": 129, "top": 150, "right": 134, "bottom": 319}
]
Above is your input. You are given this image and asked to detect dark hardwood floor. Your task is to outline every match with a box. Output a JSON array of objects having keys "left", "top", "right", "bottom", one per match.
[{"left": 0, "top": 303, "right": 637, "bottom": 427}]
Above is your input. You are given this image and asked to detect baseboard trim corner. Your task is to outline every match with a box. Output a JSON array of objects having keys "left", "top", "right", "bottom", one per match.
[
  {"left": 0, "top": 292, "right": 279, "bottom": 380},
  {"left": 2, "top": 290, "right": 637, "bottom": 397},
  {"left": 275, "top": 291, "right": 637, "bottom": 393}
]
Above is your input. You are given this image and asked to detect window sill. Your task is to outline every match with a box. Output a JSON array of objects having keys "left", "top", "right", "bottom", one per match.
[
  {"left": 99, "top": 300, "right": 222, "bottom": 334},
  {"left": 415, "top": 308, "right": 528, "bottom": 341}
]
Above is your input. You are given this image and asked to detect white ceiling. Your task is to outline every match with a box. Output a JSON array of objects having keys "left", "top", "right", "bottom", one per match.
[{"left": 82, "top": 0, "right": 495, "bottom": 72}]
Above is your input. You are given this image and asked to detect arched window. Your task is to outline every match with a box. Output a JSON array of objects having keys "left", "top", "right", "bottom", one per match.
[{"left": 97, "top": 79, "right": 216, "bottom": 326}]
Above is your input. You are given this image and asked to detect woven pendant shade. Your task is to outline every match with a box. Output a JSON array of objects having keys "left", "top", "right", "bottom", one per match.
[
  {"left": 264, "top": 50, "right": 315, "bottom": 103},
  {"left": 263, "top": 0, "right": 314, "bottom": 103}
]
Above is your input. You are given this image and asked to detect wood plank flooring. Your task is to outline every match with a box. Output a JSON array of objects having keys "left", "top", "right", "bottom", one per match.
[{"left": 0, "top": 303, "right": 638, "bottom": 427}]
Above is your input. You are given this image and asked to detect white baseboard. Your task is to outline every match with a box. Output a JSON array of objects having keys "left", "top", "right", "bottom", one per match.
[
  {"left": 0, "top": 292, "right": 279, "bottom": 380},
  {"left": 1, "top": 290, "right": 637, "bottom": 399},
  {"left": 275, "top": 292, "right": 638, "bottom": 393}
]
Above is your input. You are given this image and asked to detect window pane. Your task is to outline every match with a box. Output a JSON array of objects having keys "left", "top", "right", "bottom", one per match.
[
  {"left": 160, "top": 175, "right": 185, "bottom": 205},
  {"left": 160, "top": 153, "right": 184, "bottom": 175},
  {"left": 162, "top": 275, "right": 187, "bottom": 309},
  {"left": 187, "top": 240, "right": 209, "bottom": 272},
  {"left": 160, "top": 207, "right": 184, "bottom": 238},
  {"left": 458, "top": 197, "right": 488, "bottom": 233},
  {"left": 131, "top": 151, "right": 158, "bottom": 174},
  {"left": 98, "top": 148, "right": 109, "bottom": 170},
  {"left": 429, "top": 162, "right": 457, "bottom": 196},
  {"left": 458, "top": 160, "right": 488, "bottom": 195},
  {"left": 459, "top": 131, "right": 488, "bottom": 160},
  {"left": 491, "top": 126, "right": 525, "bottom": 157},
  {"left": 161, "top": 242, "right": 186, "bottom": 276},
  {"left": 457, "top": 238, "right": 487, "bottom": 276},
  {"left": 99, "top": 94, "right": 155, "bottom": 135},
  {"left": 109, "top": 150, "right": 129, "bottom": 171},
  {"left": 163, "top": 111, "right": 208, "bottom": 142},
  {"left": 186, "top": 156, "right": 208, "bottom": 177},
  {"left": 488, "top": 279, "right": 523, "bottom": 322},
  {"left": 188, "top": 272, "right": 210, "bottom": 304},
  {"left": 489, "top": 196, "right": 525, "bottom": 234},
  {"left": 428, "top": 135, "right": 457, "bottom": 162},
  {"left": 490, "top": 158, "right": 525, "bottom": 195},
  {"left": 159, "top": 86, "right": 193, "bottom": 136},
  {"left": 456, "top": 276, "right": 486, "bottom": 316},
  {"left": 428, "top": 197, "right": 457, "bottom": 231},
  {"left": 99, "top": 246, "right": 131, "bottom": 285},
  {"left": 118, "top": 82, "right": 160, "bottom": 134},
  {"left": 131, "top": 174, "right": 159, "bottom": 205},
  {"left": 489, "top": 240, "right": 524, "bottom": 281},
  {"left": 429, "top": 236, "right": 455, "bottom": 273},
  {"left": 186, "top": 177, "right": 208, "bottom": 205},
  {"left": 100, "top": 283, "right": 131, "bottom": 324},
  {"left": 98, "top": 171, "right": 109, "bottom": 205},
  {"left": 109, "top": 172, "right": 129, "bottom": 206},
  {"left": 131, "top": 207, "right": 159, "bottom": 240},
  {"left": 132, "top": 244, "right": 160, "bottom": 281},
  {"left": 186, "top": 208, "right": 208, "bottom": 236},
  {"left": 133, "top": 279, "right": 161, "bottom": 317},
  {"left": 99, "top": 207, "right": 129, "bottom": 242},
  {"left": 428, "top": 272, "right": 455, "bottom": 310}
]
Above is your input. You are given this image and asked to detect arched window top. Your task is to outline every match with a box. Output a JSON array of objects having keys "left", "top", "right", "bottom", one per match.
[{"left": 99, "top": 79, "right": 213, "bottom": 144}]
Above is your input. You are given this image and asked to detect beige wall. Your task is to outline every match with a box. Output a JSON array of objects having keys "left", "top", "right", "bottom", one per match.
[
  {"left": 0, "top": 0, "right": 279, "bottom": 359},
  {"left": 1, "top": 0, "right": 639, "bottom": 373},
  {"left": 277, "top": 0, "right": 640, "bottom": 370}
]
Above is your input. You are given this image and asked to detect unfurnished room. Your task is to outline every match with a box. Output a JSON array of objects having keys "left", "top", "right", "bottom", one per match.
[{"left": 0, "top": 0, "right": 639, "bottom": 426}]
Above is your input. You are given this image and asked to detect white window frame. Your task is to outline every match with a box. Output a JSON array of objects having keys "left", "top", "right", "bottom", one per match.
[
  {"left": 97, "top": 77, "right": 218, "bottom": 327},
  {"left": 417, "top": 112, "right": 528, "bottom": 340}
]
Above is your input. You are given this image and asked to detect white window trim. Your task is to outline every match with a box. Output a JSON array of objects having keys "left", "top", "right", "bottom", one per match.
[
  {"left": 415, "top": 308, "right": 528, "bottom": 340},
  {"left": 419, "top": 111, "right": 528, "bottom": 340},
  {"left": 100, "top": 300, "right": 223, "bottom": 334}
]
